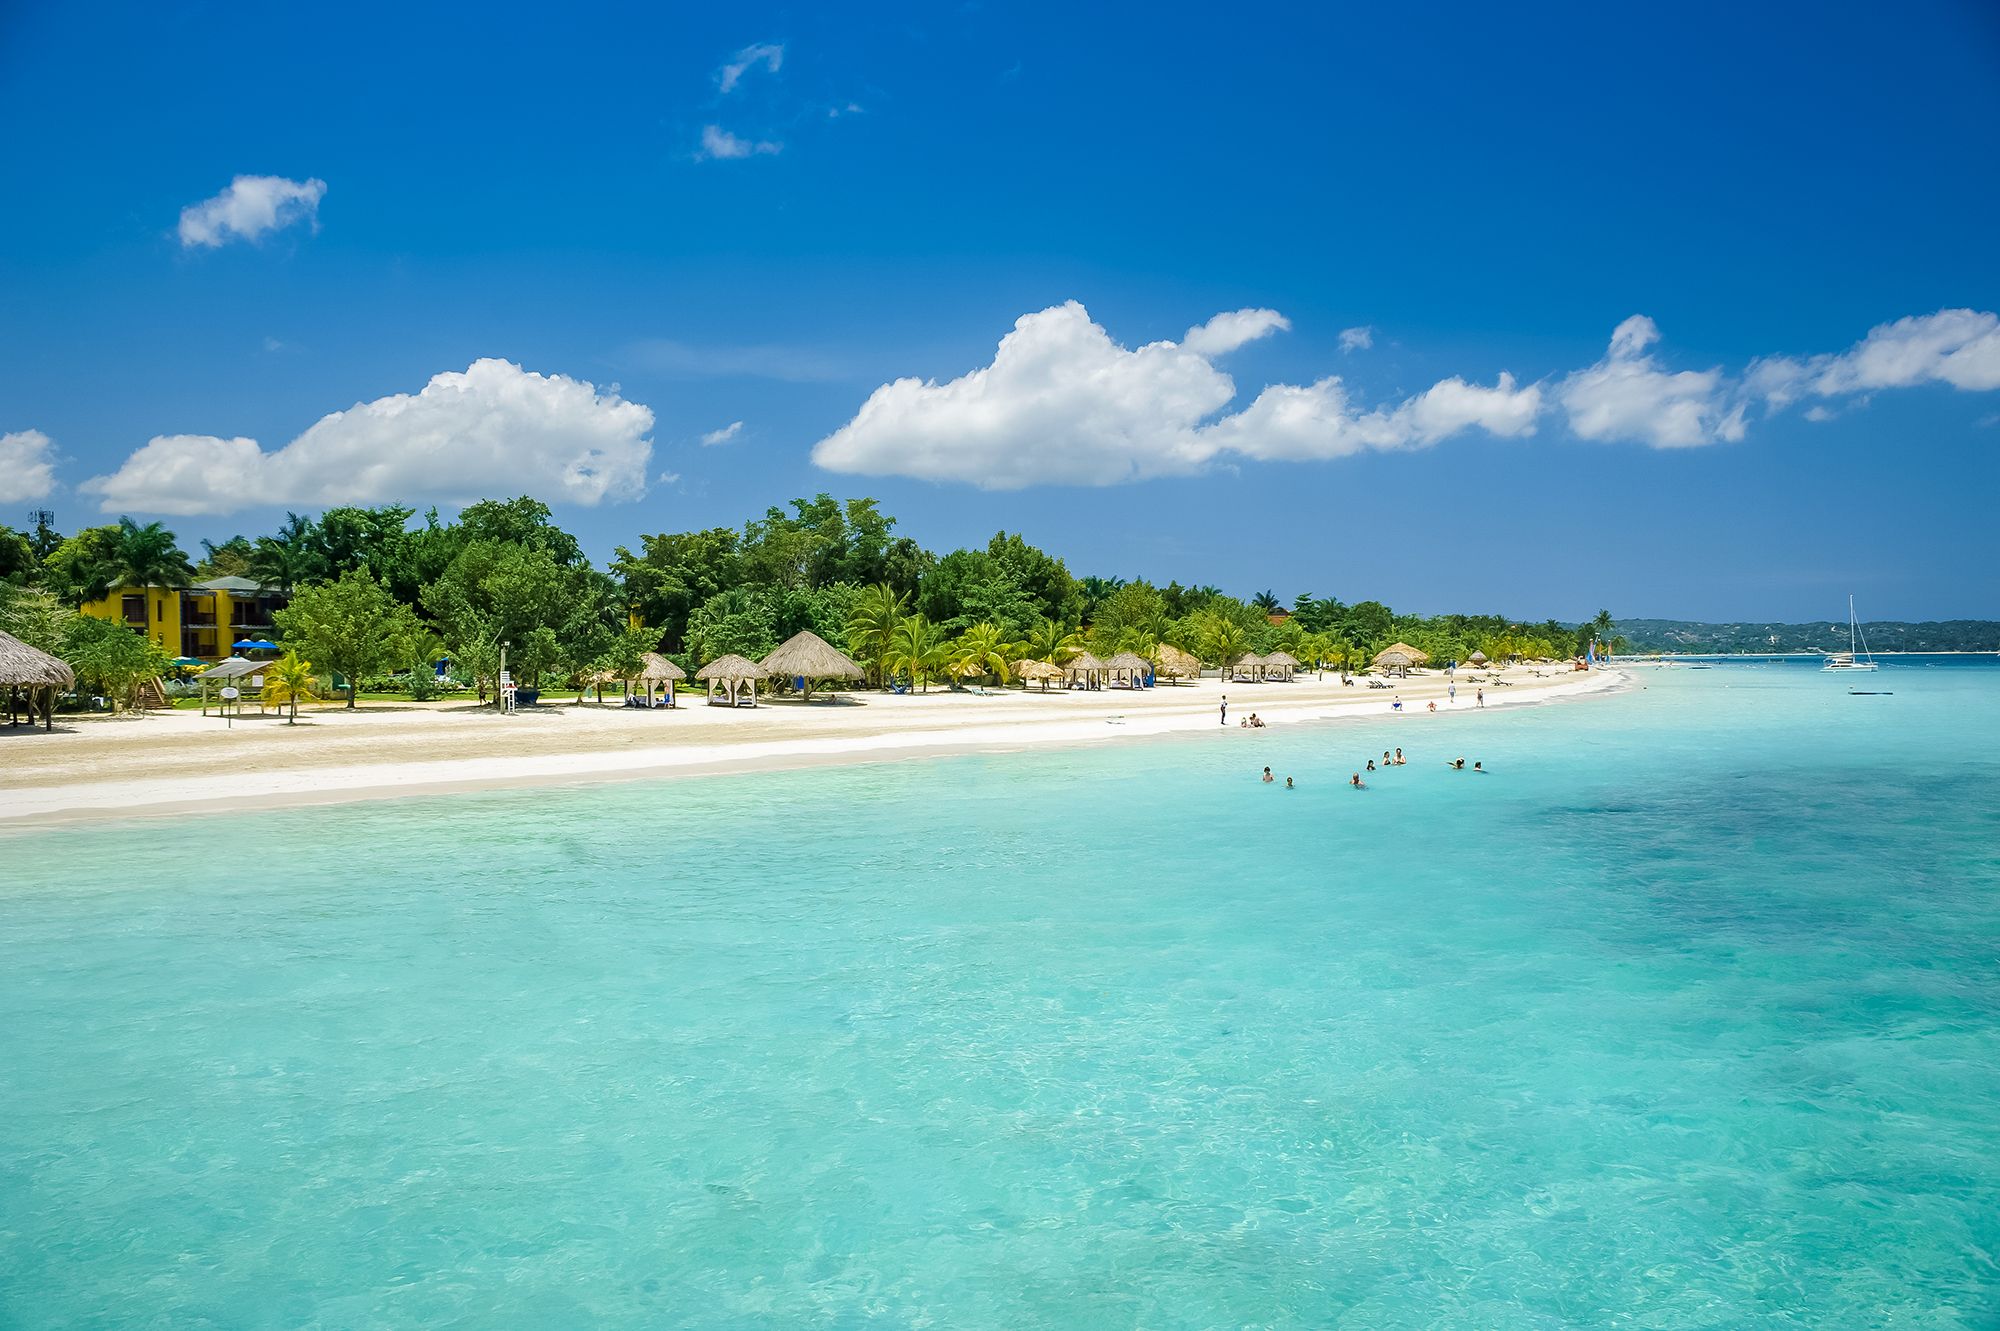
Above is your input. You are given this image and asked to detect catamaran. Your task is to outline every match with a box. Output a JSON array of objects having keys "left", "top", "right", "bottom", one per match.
[{"left": 1822, "top": 595, "right": 1877, "bottom": 672}]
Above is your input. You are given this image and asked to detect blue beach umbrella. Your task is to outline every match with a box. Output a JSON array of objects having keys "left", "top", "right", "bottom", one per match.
[{"left": 233, "top": 639, "right": 278, "bottom": 652}]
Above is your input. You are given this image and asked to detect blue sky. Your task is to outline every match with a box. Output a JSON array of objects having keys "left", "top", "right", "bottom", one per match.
[{"left": 3, "top": 2, "right": 1997, "bottom": 620}]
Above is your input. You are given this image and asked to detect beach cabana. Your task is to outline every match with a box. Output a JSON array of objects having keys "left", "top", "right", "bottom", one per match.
[
  {"left": 696, "top": 653, "right": 767, "bottom": 707},
  {"left": 759, "top": 631, "right": 866, "bottom": 702},
  {"left": 1106, "top": 650, "right": 1152, "bottom": 689},
  {"left": 1153, "top": 643, "right": 1201, "bottom": 684},
  {"left": 1011, "top": 658, "right": 1065, "bottom": 692},
  {"left": 1467, "top": 649, "right": 1489, "bottom": 667},
  {"left": 1064, "top": 650, "right": 1110, "bottom": 690},
  {"left": 0, "top": 629, "right": 73, "bottom": 731},
  {"left": 636, "top": 652, "right": 685, "bottom": 707},
  {"left": 1264, "top": 650, "right": 1300, "bottom": 681},
  {"left": 1231, "top": 652, "right": 1267, "bottom": 682}
]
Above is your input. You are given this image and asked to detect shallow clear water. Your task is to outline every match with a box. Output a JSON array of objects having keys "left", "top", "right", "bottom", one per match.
[{"left": 4, "top": 662, "right": 1998, "bottom": 1328}]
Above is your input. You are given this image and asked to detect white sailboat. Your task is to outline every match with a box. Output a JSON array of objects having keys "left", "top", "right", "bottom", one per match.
[{"left": 1822, "top": 595, "right": 1877, "bottom": 672}]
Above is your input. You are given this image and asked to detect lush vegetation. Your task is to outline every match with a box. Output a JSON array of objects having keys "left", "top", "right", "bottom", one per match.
[
  {"left": 0, "top": 495, "right": 1629, "bottom": 710},
  {"left": 1615, "top": 618, "right": 2000, "bottom": 655}
]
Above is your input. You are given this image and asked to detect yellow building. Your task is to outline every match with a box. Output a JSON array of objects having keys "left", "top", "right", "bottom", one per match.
[{"left": 79, "top": 576, "right": 289, "bottom": 663}]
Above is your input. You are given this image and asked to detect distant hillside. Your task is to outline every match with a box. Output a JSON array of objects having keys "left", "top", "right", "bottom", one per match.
[{"left": 1615, "top": 619, "right": 2000, "bottom": 655}]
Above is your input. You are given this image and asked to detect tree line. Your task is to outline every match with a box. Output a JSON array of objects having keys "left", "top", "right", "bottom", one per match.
[{"left": 0, "top": 496, "right": 1608, "bottom": 710}]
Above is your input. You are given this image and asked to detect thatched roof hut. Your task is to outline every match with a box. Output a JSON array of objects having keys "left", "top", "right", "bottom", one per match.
[
  {"left": 1230, "top": 651, "right": 1266, "bottom": 680},
  {"left": 1153, "top": 643, "right": 1201, "bottom": 681},
  {"left": 759, "top": 631, "right": 865, "bottom": 701},
  {"left": 1467, "top": 649, "right": 1489, "bottom": 665},
  {"left": 1263, "top": 650, "right": 1300, "bottom": 680},
  {"left": 638, "top": 651, "right": 686, "bottom": 683},
  {"left": 1105, "top": 650, "right": 1152, "bottom": 687},
  {"left": 696, "top": 653, "right": 768, "bottom": 707},
  {"left": 1376, "top": 642, "right": 1429, "bottom": 664},
  {"left": 1012, "top": 658, "right": 1064, "bottom": 691},
  {"left": 0, "top": 629, "right": 73, "bottom": 731}
]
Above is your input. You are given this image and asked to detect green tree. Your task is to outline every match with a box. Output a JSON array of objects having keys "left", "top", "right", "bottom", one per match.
[
  {"left": 1089, "top": 581, "right": 1168, "bottom": 647},
  {"left": 888, "top": 614, "right": 950, "bottom": 692},
  {"left": 61, "top": 614, "right": 168, "bottom": 713},
  {"left": 684, "top": 588, "right": 779, "bottom": 667},
  {"left": 276, "top": 569, "right": 424, "bottom": 708},
  {"left": 1252, "top": 589, "right": 1281, "bottom": 614},
  {"left": 196, "top": 535, "right": 254, "bottom": 579},
  {"left": 948, "top": 622, "right": 1013, "bottom": 687},
  {"left": 0, "top": 525, "right": 41, "bottom": 585},
  {"left": 845, "top": 582, "right": 907, "bottom": 685},
  {"left": 421, "top": 542, "right": 575, "bottom": 693},
  {"left": 102, "top": 518, "right": 194, "bottom": 593},
  {"left": 1015, "top": 616, "right": 1083, "bottom": 666},
  {"left": 260, "top": 651, "right": 322, "bottom": 724},
  {"left": 612, "top": 526, "right": 743, "bottom": 649},
  {"left": 0, "top": 585, "right": 75, "bottom": 654}
]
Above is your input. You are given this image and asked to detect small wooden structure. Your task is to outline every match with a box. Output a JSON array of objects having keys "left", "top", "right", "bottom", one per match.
[
  {"left": 197, "top": 656, "right": 267, "bottom": 717},
  {"left": 696, "top": 653, "right": 767, "bottom": 707},
  {"left": 1064, "top": 650, "right": 1110, "bottom": 689},
  {"left": 760, "top": 631, "right": 866, "bottom": 702},
  {"left": 1011, "top": 658, "right": 1064, "bottom": 692},
  {"left": 1153, "top": 643, "right": 1201, "bottom": 684},
  {"left": 1105, "top": 650, "right": 1152, "bottom": 688},
  {"left": 1231, "top": 651, "right": 1268, "bottom": 681},
  {"left": 0, "top": 629, "right": 73, "bottom": 731},
  {"left": 1263, "top": 650, "right": 1300, "bottom": 681},
  {"left": 1467, "top": 649, "right": 1489, "bottom": 667},
  {"left": 1372, "top": 643, "right": 1429, "bottom": 678}
]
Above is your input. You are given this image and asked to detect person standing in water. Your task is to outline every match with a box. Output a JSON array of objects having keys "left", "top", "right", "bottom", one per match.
[
  {"left": 1262, "top": 766, "right": 1274, "bottom": 783},
  {"left": 1220, "top": 695, "right": 1229, "bottom": 726}
]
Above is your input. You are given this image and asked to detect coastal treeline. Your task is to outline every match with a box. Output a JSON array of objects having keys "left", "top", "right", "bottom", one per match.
[{"left": 1, "top": 497, "right": 1597, "bottom": 705}]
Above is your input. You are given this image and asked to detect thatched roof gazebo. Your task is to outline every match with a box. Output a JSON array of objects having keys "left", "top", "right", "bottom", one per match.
[
  {"left": 1373, "top": 643, "right": 1428, "bottom": 677},
  {"left": 1065, "top": 650, "right": 1109, "bottom": 689},
  {"left": 695, "top": 653, "right": 768, "bottom": 708},
  {"left": 760, "top": 631, "right": 865, "bottom": 702},
  {"left": 1264, "top": 650, "right": 1300, "bottom": 681},
  {"left": 1105, "top": 650, "right": 1152, "bottom": 688},
  {"left": 0, "top": 629, "right": 73, "bottom": 731},
  {"left": 1011, "top": 658, "right": 1065, "bottom": 692},
  {"left": 1153, "top": 643, "right": 1201, "bottom": 683},
  {"left": 1467, "top": 649, "right": 1489, "bottom": 666},
  {"left": 1231, "top": 651, "right": 1267, "bottom": 681}
]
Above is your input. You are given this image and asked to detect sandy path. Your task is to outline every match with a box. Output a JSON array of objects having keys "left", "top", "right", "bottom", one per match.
[{"left": 0, "top": 666, "right": 1622, "bottom": 827}]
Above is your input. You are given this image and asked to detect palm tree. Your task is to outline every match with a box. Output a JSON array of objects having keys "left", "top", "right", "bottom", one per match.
[
  {"left": 247, "top": 517, "right": 325, "bottom": 593},
  {"left": 1015, "top": 616, "right": 1083, "bottom": 667},
  {"left": 1078, "top": 576, "right": 1125, "bottom": 619},
  {"left": 1252, "top": 589, "right": 1281, "bottom": 614},
  {"left": 1201, "top": 616, "right": 1249, "bottom": 670},
  {"left": 260, "top": 651, "right": 321, "bottom": 725},
  {"left": 948, "top": 622, "right": 1013, "bottom": 687},
  {"left": 845, "top": 582, "right": 907, "bottom": 687},
  {"left": 103, "top": 517, "right": 194, "bottom": 591},
  {"left": 888, "top": 613, "right": 950, "bottom": 692}
]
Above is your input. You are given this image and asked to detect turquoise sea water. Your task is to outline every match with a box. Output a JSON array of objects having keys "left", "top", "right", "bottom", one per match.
[{"left": 3, "top": 661, "right": 1998, "bottom": 1328}]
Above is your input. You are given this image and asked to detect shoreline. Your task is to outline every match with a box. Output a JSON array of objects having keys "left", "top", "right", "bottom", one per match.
[{"left": 0, "top": 667, "right": 1627, "bottom": 832}]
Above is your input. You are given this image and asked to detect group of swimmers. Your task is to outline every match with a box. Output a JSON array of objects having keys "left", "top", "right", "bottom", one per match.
[{"left": 1263, "top": 747, "right": 1486, "bottom": 790}]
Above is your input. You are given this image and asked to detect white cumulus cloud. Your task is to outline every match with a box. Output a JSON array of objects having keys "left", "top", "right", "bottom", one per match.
[
  {"left": 700, "top": 421, "right": 744, "bottom": 446},
  {"left": 1557, "top": 315, "right": 1746, "bottom": 449},
  {"left": 178, "top": 175, "right": 327, "bottom": 249},
  {"left": 82, "top": 360, "right": 654, "bottom": 517},
  {"left": 1339, "top": 326, "right": 1375, "bottom": 353},
  {"left": 812, "top": 301, "right": 1540, "bottom": 488},
  {"left": 698, "top": 125, "right": 781, "bottom": 160},
  {"left": 1749, "top": 308, "right": 2000, "bottom": 408},
  {"left": 718, "top": 42, "right": 783, "bottom": 93},
  {"left": 1180, "top": 308, "right": 1290, "bottom": 357},
  {"left": 0, "top": 429, "right": 58, "bottom": 503}
]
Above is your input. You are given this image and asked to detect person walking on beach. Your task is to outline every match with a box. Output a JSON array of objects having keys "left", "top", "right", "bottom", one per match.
[
  {"left": 1220, "top": 695, "right": 1228, "bottom": 726},
  {"left": 1476, "top": 687, "right": 1485, "bottom": 708},
  {"left": 1449, "top": 682, "right": 1456, "bottom": 704}
]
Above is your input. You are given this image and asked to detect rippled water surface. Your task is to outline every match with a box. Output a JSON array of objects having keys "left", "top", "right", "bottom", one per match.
[{"left": 4, "top": 662, "right": 1998, "bottom": 1328}]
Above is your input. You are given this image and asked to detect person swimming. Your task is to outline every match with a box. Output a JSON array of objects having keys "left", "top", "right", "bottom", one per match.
[
  {"left": 1366, "top": 759, "right": 1376, "bottom": 771},
  {"left": 1472, "top": 761, "right": 1485, "bottom": 772},
  {"left": 1394, "top": 748, "right": 1405, "bottom": 765},
  {"left": 1449, "top": 757, "right": 1465, "bottom": 770},
  {"left": 1262, "top": 766, "right": 1274, "bottom": 782},
  {"left": 1350, "top": 773, "right": 1365, "bottom": 788},
  {"left": 1284, "top": 776, "right": 1294, "bottom": 789}
]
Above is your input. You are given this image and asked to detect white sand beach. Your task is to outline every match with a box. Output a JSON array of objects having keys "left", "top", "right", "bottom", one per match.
[{"left": 0, "top": 664, "right": 1624, "bottom": 827}]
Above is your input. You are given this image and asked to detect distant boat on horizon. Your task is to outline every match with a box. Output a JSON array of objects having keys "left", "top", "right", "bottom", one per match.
[{"left": 1822, "top": 595, "right": 1878, "bottom": 672}]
